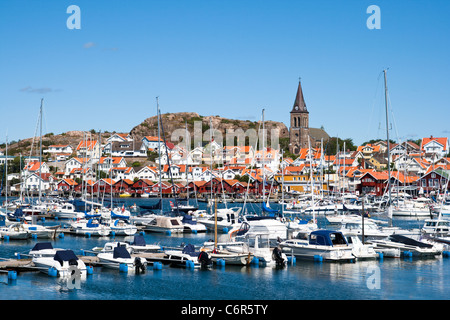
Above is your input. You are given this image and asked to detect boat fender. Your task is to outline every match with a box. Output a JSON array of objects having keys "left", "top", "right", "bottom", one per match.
[
  {"left": 165, "top": 230, "right": 172, "bottom": 236},
  {"left": 8, "top": 271, "right": 17, "bottom": 280},
  {"left": 139, "top": 231, "right": 145, "bottom": 235},
  {"left": 443, "top": 251, "right": 450, "bottom": 258},
  {"left": 222, "top": 227, "right": 228, "bottom": 234},
  {"left": 119, "top": 263, "right": 128, "bottom": 273},
  {"left": 85, "top": 233, "right": 91, "bottom": 238},
  {"left": 251, "top": 257, "right": 259, "bottom": 265},
  {"left": 86, "top": 266, "right": 94, "bottom": 275},
  {"left": 377, "top": 252, "right": 384, "bottom": 260},
  {"left": 111, "top": 231, "right": 115, "bottom": 238},
  {"left": 287, "top": 256, "right": 296, "bottom": 265},
  {"left": 4, "top": 235, "right": 9, "bottom": 241},
  {"left": 314, "top": 255, "right": 323, "bottom": 262},
  {"left": 153, "top": 262, "right": 162, "bottom": 270},
  {"left": 192, "top": 229, "right": 197, "bottom": 234},
  {"left": 185, "top": 260, "right": 195, "bottom": 269},
  {"left": 217, "top": 259, "right": 225, "bottom": 267},
  {"left": 48, "top": 267, "right": 58, "bottom": 277},
  {"left": 59, "top": 233, "right": 64, "bottom": 239}
]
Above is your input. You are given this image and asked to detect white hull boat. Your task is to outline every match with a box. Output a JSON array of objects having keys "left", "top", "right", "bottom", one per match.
[{"left": 279, "top": 230, "right": 355, "bottom": 262}]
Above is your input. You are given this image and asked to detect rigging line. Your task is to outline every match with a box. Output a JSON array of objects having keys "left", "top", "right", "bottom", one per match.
[
  {"left": 366, "top": 72, "right": 383, "bottom": 141},
  {"left": 386, "top": 89, "right": 402, "bottom": 144}
]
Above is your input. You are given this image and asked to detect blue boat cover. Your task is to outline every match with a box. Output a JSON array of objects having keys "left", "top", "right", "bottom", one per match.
[
  {"left": 111, "top": 211, "right": 129, "bottom": 220},
  {"left": 131, "top": 235, "right": 146, "bottom": 246},
  {"left": 32, "top": 242, "right": 53, "bottom": 251},
  {"left": 86, "top": 219, "right": 99, "bottom": 228},
  {"left": 309, "top": 230, "right": 348, "bottom": 246},
  {"left": 54, "top": 250, "right": 78, "bottom": 266},
  {"left": 182, "top": 244, "right": 199, "bottom": 257},
  {"left": 262, "top": 202, "right": 278, "bottom": 214},
  {"left": 182, "top": 214, "right": 196, "bottom": 225},
  {"left": 113, "top": 246, "right": 131, "bottom": 259}
]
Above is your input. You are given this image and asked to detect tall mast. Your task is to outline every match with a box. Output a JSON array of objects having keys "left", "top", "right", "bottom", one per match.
[
  {"left": 384, "top": 69, "right": 392, "bottom": 222},
  {"left": 39, "top": 98, "right": 43, "bottom": 202},
  {"left": 157, "top": 97, "right": 163, "bottom": 214}
]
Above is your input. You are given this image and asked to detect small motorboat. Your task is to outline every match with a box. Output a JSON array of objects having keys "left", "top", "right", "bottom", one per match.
[
  {"left": 109, "top": 219, "right": 138, "bottom": 236},
  {"left": 0, "top": 223, "right": 30, "bottom": 240},
  {"left": 70, "top": 219, "right": 111, "bottom": 236},
  {"left": 279, "top": 230, "right": 355, "bottom": 262},
  {"left": 164, "top": 244, "right": 212, "bottom": 269},
  {"left": 97, "top": 245, "right": 147, "bottom": 272},
  {"left": 32, "top": 246, "right": 87, "bottom": 278}
]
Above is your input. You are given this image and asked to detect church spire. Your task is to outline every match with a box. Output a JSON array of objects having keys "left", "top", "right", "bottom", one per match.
[{"left": 291, "top": 78, "right": 308, "bottom": 113}]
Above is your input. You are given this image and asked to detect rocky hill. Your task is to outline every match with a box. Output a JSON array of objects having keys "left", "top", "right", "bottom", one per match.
[
  {"left": 1, "top": 113, "right": 289, "bottom": 157},
  {"left": 130, "top": 112, "right": 289, "bottom": 146}
]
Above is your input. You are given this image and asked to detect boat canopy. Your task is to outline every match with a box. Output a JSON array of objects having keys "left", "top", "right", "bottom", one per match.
[
  {"left": 87, "top": 219, "right": 100, "bottom": 228},
  {"left": 309, "top": 230, "right": 348, "bottom": 247},
  {"left": 32, "top": 242, "right": 53, "bottom": 251},
  {"left": 113, "top": 246, "right": 131, "bottom": 259},
  {"left": 131, "top": 235, "right": 147, "bottom": 246},
  {"left": 182, "top": 214, "right": 197, "bottom": 225},
  {"left": 54, "top": 250, "right": 79, "bottom": 266},
  {"left": 182, "top": 244, "right": 199, "bottom": 257}
]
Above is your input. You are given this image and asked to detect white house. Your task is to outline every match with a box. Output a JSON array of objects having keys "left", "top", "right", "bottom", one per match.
[
  {"left": 136, "top": 166, "right": 159, "bottom": 181},
  {"left": 76, "top": 140, "right": 101, "bottom": 160},
  {"left": 44, "top": 144, "right": 73, "bottom": 155},
  {"left": 64, "top": 157, "right": 91, "bottom": 176},
  {"left": 142, "top": 136, "right": 165, "bottom": 150},
  {"left": 23, "top": 173, "right": 54, "bottom": 193},
  {"left": 98, "top": 157, "right": 128, "bottom": 173},
  {"left": 421, "top": 136, "right": 449, "bottom": 159}
]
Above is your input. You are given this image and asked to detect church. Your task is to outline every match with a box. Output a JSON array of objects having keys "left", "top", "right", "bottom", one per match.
[{"left": 289, "top": 80, "right": 329, "bottom": 155}]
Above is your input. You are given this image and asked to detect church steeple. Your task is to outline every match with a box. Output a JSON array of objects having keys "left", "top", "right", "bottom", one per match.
[
  {"left": 291, "top": 79, "right": 308, "bottom": 113},
  {"left": 289, "top": 78, "right": 310, "bottom": 154}
]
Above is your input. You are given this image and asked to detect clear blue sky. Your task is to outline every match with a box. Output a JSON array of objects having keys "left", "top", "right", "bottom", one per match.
[{"left": 1, "top": 0, "right": 449, "bottom": 146}]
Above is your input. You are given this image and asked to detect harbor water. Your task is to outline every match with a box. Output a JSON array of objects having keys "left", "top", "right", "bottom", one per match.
[{"left": 1, "top": 197, "right": 449, "bottom": 301}]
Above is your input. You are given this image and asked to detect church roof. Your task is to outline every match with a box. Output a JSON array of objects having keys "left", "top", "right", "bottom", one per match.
[{"left": 291, "top": 80, "right": 308, "bottom": 113}]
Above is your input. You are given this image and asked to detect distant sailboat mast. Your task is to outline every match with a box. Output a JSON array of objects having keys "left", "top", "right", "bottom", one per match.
[{"left": 384, "top": 69, "right": 393, "bottom": 224}]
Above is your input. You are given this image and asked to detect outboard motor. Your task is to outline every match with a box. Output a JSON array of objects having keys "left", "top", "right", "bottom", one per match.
[
  {"left": 134, "top": 257, "right": 146, "bottom": 273},
  {"left": 272, "top": 246, "right": 285, "bottom": 268},
  {"left": 198, "top": 251, "right": 213, "bottom": 270}
]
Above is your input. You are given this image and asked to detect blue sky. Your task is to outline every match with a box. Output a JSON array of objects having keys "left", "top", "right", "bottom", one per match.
[{"left": 1, "top": 0, "right": 449, "bottom": 146}]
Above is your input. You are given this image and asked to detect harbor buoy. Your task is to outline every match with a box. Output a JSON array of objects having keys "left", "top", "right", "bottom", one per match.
[
  {"left": 216, "top": 259, "right": 225, "bottom": 267},
  {"left": 185, "top": 260, "right": 195, "bottom": 268},
  {"left": 85, "top": 233, "right": 91, "bottom": 238},
  {"left": 119, "top": 263, "right": 128, "bottom": 273},
  {"left": 153, "top": 262, "right": 162, "bottom": 270},
  {"left": 48, "top": 267, "right": 58, "bottom": 277},
  {"left": 8, "top": 271, "right": 17, "bottom": 280},
  {"left": 377, "top": 252, "right": 384, "bottom": 260},
  {"left": 251, "top": 257, "right": 259, "bottom": 265},
  {"left": 165, "top": 230, "right": 172, "bottom": 236},
  {"left": 80, "top": 249, "right": 85, "bottom": 256},
  {"left": 403, "top": 251, "right": 413, "bottom": 258},
  {"left": 314, "top": 255, "right": 323, "bottom": 262},
  {"left": 86, "top": 266, "right": 94, "bottom": 275},
  {"left": 111, "top": 231, "right": 115, "bottom": 237},
  {"left": 139, "top": 231, "right": 145, "bottom": 235},
  {"left": 192, "top": 229, "right": 197, "bottom": 234},
  {"left": 58, "top": 233, "right": 64, "bottom": 239},
  {"left": 32, "top": 234, "right": 38, "bottom": 239},
  {"left": 287, "top": 256, "right": 296, "bottom": 265},
  {"left": 222, "top": 227, "right": 228, "bottom": 234},
  {"left": 4, "top": 235, "right": 9, "bottom": 241}
]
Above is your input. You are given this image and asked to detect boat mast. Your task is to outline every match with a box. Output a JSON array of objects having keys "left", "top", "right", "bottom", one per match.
[
  {"left": 157, "top": 97, "right": 163, "bottom": 214},
  {"left": 384, "top": 69, "right": 393, "bottom": 224},
  {"left": 38, "top": 98, "right": 43, "bottom": 203}
]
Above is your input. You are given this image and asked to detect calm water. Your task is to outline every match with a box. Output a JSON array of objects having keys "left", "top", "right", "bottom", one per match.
[{"left": 1, "top": 197, "right": 449, "bottom": 301}]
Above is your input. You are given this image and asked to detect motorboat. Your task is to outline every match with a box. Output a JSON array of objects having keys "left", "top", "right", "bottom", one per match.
[
  {"left": 126, "top": 235, "right": 162, "bottom": 253},
  {"left": 368, "top": 234, "right": 443, "bottom": 258},
  {"left": 421, "top": 218, "right": 450, "bottom": 237},
  {"left": 279, "top": 230, "right": 355, "bottom": 262},
  {"left": 229, "top": 215, "right": 288, "bottom": 246},
  {"left": 225, "top": 233, "right": 287, "bottom": 267},
  {"left": 200, "top": 243, "right": 253, "bottom": 266},
  {"left": 32, "top": 245, "right": 87, "bottom": 278},
  {"left": 169, "top": 200, "right": 198, "bottom": 213},
  {"left": 391, "top": 198, "right": 433, "bottom": 217},
  {"left": 51, "top": 203, "right": 84, "bottom": 220},
  {"left": 108, "top": 219, "right": 138, "bottom": 236},
  {"left": 337, "top": 220, "right": 391, "bottom": 241},
  {"left": 164, "top": 244, "right": 212, "bottom": 269},
  {"left": 70, "top": 218, "right": 111, "bottom": 236},
  {"left": 197, "top": 207, "right": 241, "bottom": 233},
  {"left": 0, "top": 223, "right": 30, "bottom": 240},
  {"left": 22, "top": 223, "right": 57, "bottom": 239},
  {"left": 97, "top": 245, "right": 147, "bottom": 272},
  {"left": 143, "top": 216, "right": 185, "bottom": 234},
  {"left": 180, "top": 214, "right": 207, "bottom": 233},
  {"left": 285, "top": 218, "right": 318, "bottom": 240},
  {"left": 130, "top": 211, "right": 157, "bottom": 226},
  {"left": 342, "top": 232, "right": 378, "bottom": 260}
]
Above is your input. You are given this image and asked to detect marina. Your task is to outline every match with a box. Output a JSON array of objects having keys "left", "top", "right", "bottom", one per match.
[{"left": 1, "top": 197, "right": 450, "bottom": 301}]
